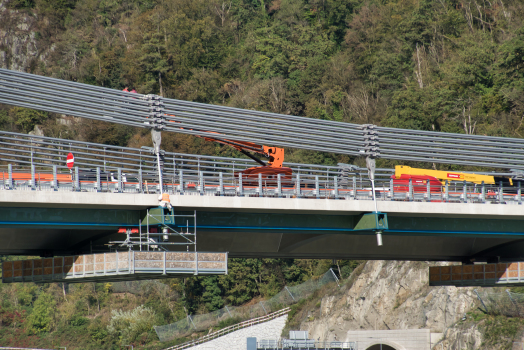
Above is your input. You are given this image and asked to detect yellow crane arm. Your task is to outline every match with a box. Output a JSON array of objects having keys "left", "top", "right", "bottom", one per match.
[{"left": 394, "top": 165, "right": 497, "bottom": 185}]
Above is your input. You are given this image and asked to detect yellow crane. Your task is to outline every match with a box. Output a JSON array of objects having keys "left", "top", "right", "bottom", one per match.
[{"left": 393, "top": 165, "right": 505, "bottom": 185}]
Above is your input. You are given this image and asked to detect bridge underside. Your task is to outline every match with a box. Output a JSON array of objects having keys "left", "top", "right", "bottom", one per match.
[{"left": 1, "top": 205, "right": 524, "bottom": 262}]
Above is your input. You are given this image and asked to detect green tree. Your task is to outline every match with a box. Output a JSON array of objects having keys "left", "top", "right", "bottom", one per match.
[{"left": 27, "top": 292, "right": 55, "bottom": 334}]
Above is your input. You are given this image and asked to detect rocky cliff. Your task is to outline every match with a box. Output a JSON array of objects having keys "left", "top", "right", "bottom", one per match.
[
  {"left": 297, "top": 260, "right": 487, "bottom": 348},
  {"left": 0, "top": 1, "right": 49, "bottom": 71}
]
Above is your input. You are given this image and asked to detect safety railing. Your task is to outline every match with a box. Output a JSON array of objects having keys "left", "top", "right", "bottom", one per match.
[
  {"left": 165, "top": 308, "right": 291, "bottom": 350},
  {"left": 0, "top": 164, "right": 522, "bottom": 205},
  {"left": 257, "top": 340, "right": 357, "bottom": 350}
]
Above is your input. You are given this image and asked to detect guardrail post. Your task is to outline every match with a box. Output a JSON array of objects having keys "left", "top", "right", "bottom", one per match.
[
  {"left": 258, "top": 173, "right": 262, "bottom": 196},
  {"left": 314, "top": 176, "right": 319, "bottom": 198},
  {"left": 137, "top": 168, "right": 142, "bottom": 193},
  {"left": 7, "top": 164, "right": 12, "bottom": 189},
  {"left": 426, "top": 179, "right": 430, "bottom": 202},
  {"left": 480, "top": 181, "right": 485, "bottom": 203},
  {"left": 277, "top": 174, "right": 282, "bottom": 197},
  {"left": 179, "top": 170, "right": 184, "bottom": 194},
  {"left": 238, "top": 173, "right": 243, "bottom": 196},
  {"left": 462, "top": 180, "right": 467, "bottom": 203},
  {"left": 408, "top": 178, "right": 413, "bottom": 201},
  {"left": 117, "top": 168, "right": 122, "bottom": 193},
  {"left": 95, "top": 167, "right": 101, "bottom": 192},
  {"left": 333, "top": 176, "right": 338, "bottom": 198},
  {"left": 74, "top": 166, "right": 79, "bottom": 191},
  {"left": 199, "top": 171, "right": 204, "bottom": 195},
  {"left": 499, "top": 181, "right": 504, "bottom": 203},
  {"left": 295, "top": 173, "right": 301, "bottom": 198},
  {"left": 52, "top": 165, "right": 58, "bottom": 191},
  {"left": 518, "top": 181, "right": 522, "bottom": 205},
  {"left": 444, "top": 180, "right": 449, "bottom": 202},
  {"left": 390, "top": 178, "right": 394, "bottom": 200},
  {"left": 31, "top": 164, "right": 35, "bottom": 190},
  {"left": 219, "top": 172, "right": 224, "bottom": 196},
  {"left": 352, "top": 175, "right": 356, "bottom": 199}
]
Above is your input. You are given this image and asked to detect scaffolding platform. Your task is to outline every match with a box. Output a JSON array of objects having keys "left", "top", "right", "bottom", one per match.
[
  {"left": 430, "top": 262, "right": 524, "bottom": 287},
  {"left": 2, "top": 251, "right": 227, "bottom": 283}
]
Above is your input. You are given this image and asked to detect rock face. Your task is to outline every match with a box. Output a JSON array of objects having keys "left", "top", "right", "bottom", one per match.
[
  {"left": 0, "top": 1, "right": 49, "bottom": 71},
  {"left": 301, "top": 261, "right": 479, "bottom": 347}
]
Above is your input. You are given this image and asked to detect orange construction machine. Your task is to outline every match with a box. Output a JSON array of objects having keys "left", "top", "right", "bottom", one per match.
[{"left": 200, "top": 134, "right": 292, "bottom": 181}]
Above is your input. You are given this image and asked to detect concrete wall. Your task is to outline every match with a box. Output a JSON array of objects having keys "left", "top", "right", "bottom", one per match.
[
  {"left": 185, "top": 314, "right": 287, "bottom": 350},
  {"left": 345, "top": 329, "right": 431, "bottom": 350}
]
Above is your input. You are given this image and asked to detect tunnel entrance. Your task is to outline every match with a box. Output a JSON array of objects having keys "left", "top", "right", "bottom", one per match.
[{"left": 366, "top": 345, "right": 397, "bottom": 350}]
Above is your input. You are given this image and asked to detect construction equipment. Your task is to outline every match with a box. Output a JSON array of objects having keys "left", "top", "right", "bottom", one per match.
[
  {"left": 168, "top": 116, "right": 292, "bottom": 182},
  {"left": 393, "top": 165, "right": 524, "bottom": 186}
]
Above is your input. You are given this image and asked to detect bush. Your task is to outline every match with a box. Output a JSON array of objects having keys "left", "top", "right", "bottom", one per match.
[
  {"left": 70, "top": 314, "right": 89, "bottom": 327},
  {"left": 107, "top": 305, "right": 157, "bottom": 344},
  {"left": 27, "top": 293, "right": 55, "bottom": 334}
]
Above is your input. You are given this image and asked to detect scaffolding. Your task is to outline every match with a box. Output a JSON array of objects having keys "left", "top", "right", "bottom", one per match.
[{"left": 109, "top": 208, "right": 197, "bottom": 253}]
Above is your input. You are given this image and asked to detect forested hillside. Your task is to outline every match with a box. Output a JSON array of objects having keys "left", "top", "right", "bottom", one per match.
[
  {"left": 1, "top": 0, "right": 524, "bottom": 348},
  {"left": 2, "top": 0, "right": 524, "bottom": 164}
]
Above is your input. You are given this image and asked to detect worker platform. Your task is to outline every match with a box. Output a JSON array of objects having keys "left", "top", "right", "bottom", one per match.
[
  {"left": 1, "top": 251, "right": 228, "bottom": 283},
  {"left": 429, "top": 262, "right": 524, "bottom": 287}
]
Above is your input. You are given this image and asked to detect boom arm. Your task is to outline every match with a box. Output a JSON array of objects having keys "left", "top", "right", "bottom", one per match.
[
  {"left": 167, "top": 115, "right": 285, "bottom": 168},
  {"left": 201, "top": 135, "right": 285, "bottom": 168},
  {"left": 394, "top": 165, "right": 496, "bottom": 184}
]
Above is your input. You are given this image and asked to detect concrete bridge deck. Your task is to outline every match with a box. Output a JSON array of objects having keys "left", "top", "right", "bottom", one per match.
[{"left": 1, "top": 191, "right": 523, "bottom": 262}]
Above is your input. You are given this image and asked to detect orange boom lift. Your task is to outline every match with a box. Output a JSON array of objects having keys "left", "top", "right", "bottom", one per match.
[{"left": 167, "top": 116, "right": 292, "bottom": 181}]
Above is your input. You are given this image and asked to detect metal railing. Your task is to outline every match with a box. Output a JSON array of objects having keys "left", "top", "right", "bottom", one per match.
[
  {"left": 165, "top": 308, "right": 291, "bottom": 350},
  {"left": 1, "top": 164, "right": 523, "bottom": 206},
  {"left": 258, "top": 340, "right": 357, "bottom": 349}
]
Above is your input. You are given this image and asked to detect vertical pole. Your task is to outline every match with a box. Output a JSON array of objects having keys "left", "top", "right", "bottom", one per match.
[
  {"left": 462, "top": 180, "right": 467, "bottom": 203},
  {"left": 277, "top": 174, "right": 282, "bottom": 197},
  {"left": 53, "top": 165, "right": 58, "bottom": 191},
  {"left": 138, "top": 168, "right": 143, "bottom": 193},
  {"left": 238, "top": 172, "right": 243, "bottom": 196},
  {"left": 74, "top": 166, "right": 79, "bottom": 191},
  {"left": 315, "top": 175, "right": 319, "bottom": 199},
  {"left": 199, "top": 171, "right": 204, "bottom": 195},
  {"left": 408, "top": 178, "right": 413, "bottom": 201},
  {"left": 157, "top": 152, "right": 163, "bottom": 194},
  {"left": 444, "top": 180, "right": 449, "bottom": 202},
  {"left": 499, "top": 181, "right": 504, "bottom": 203},
  {"left": 295, "top": 173, "right": 301, "bottom": 197},
  {"left": 179, "top": 170, "right": 184, "bottom": 194},
  {"left": 334, "top": 176, "right": 338, "bottom": 198},
  {"left": 480, "top": 181, "right": 485, "bottom": 203},
  {"left": 390, "top": 178, "right": 394, "bottom": 200},
  {"left": 258, "top": 173, "right": 262, "bottom": 196},
  {"left": 352, "top": 175, "right": 356, "bottom": 198},
  {"left": 31, "top": 164, "right": 35, "bottom": 190},
  {"left": 426, "top": 179, "right": 430, "bottom": 202},
  {"left": 518, "top": 181, "right": 522, "bottom": 205},
  {"left": 117, "top": 168, "right": 122, "bottom": 193},
  {"left": 7, "top": 164, "right": 12, "bottom": 189},
  {"left": 96, "top": 167, "right": 101, "bottom": 192},
  {"left": 219, "top": 172, "right": 224, "bottom": 196}
]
